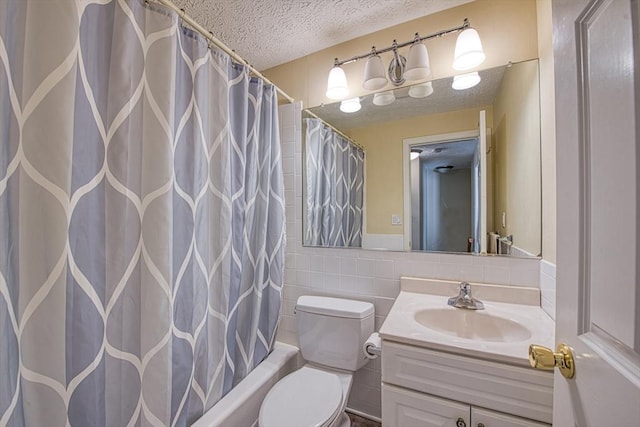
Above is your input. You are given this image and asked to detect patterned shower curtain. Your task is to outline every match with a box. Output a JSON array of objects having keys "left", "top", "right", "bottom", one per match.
[
  {"left": 0, "top": 0, "right": 285, "bottom": 426},
  {"left": 305, "top": 118, "right": 364, "bottom": 247}
]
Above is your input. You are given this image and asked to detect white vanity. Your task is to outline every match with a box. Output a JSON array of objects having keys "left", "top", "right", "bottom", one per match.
[{"left": 379, "top": 277, "right": 555, "bottom": 427}]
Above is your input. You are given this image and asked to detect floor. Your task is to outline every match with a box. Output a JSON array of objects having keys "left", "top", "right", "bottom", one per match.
[{"left": 347, "top": 412, "right": 381, "bottom": 427}]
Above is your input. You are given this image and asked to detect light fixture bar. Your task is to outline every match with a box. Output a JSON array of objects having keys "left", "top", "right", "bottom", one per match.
[{"left": 333, "top": 19, "right": 471, "bottom": 67}]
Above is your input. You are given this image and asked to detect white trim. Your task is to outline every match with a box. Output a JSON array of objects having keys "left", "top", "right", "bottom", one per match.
[{"left": 362, "top": 233, "right": 404, "bottom": 250}]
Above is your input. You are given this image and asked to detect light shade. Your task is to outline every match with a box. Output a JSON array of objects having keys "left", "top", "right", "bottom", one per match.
[
  {"left": 363, "top": 54, "right": 388, "bottom": 91},
  {"left": 408, "top": 81, "right": 434, "bottom": 98},
  {"left": 453, "top": 28, "right": 486, "bottom": 70},
  {"left": 326, "top": 66, "right": 349, "bottom": 99},
  {"left": 404, "top": 42, "right": 431, "bottom": 81},
  {"left": 340, "top": 97, "right": 361, "bottom": 113},
  {"left": 452, "top": 72, "right": 481, "bottom": 90},
  {"left": 373, "top": 90, "right": 396, "bottom": 106},
  {"left": 410, "top": 150, "right": 421, "bottom": 160}
]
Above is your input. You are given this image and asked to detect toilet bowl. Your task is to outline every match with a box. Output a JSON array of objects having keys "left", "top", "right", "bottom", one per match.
[
  {"left": 258, "top": 296, "right": 375, "bottom": 427},
  {"left": 259, "top": 365, "right": 351, "bottom": 427}
]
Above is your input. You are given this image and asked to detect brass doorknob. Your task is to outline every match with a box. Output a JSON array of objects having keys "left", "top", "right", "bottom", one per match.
[{"left": 528, "top": 343, "right": 575, "bottom": 379}]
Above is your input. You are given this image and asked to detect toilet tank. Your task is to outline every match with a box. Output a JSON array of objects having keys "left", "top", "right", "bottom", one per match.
[{"left": 295, "top": 296, "right": 375, "bottom": 371}]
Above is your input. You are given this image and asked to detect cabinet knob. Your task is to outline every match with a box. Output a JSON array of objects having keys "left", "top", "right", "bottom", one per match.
[
  {"left": 477, "top": 424, "right": 485, "bottom": 427},
  {"left": 528, "top": 343, "right": 576, "bottom": 379},
  {"left": 456, "top": 417, "right": 467, "bottom": 427}
]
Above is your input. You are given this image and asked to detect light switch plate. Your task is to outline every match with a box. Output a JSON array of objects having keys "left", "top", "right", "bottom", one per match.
[{"left": 391, "top": 214, "right": 402, "bottom": 225}]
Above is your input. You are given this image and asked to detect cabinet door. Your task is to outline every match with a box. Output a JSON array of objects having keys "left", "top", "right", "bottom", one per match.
[
  {"left": 471, "top": 407, "right": 550, "bottom": 427},
  {"left": 382, "top": 384, "right": 469, "bottom": 427}
]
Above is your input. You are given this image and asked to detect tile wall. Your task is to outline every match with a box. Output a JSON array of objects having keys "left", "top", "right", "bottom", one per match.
[
  {"left": 540, "top": 260, "right": 556, "bottom": 320},
  {"left": 276, "top": 102, "right": 544, "bottom": 419}
]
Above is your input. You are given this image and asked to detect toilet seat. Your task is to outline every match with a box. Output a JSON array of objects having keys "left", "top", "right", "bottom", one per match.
[{"left": 259, "top": 366, "right": 344, "bottom": 427}]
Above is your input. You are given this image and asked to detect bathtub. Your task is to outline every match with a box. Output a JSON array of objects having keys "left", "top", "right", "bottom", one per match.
[{"left": 192, "top": 342, "right": 299, "bottom": 427}]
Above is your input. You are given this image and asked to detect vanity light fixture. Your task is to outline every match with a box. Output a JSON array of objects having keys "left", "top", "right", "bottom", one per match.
[
  {"left": 373, "top": 90, "right": 396, "bottom": 106},
  {"left": 363, "top": 49, "right": 388, "bottom": 91},
  {"left": 452, "top": 71, "right": 481, "bottom": 90},
  {"left": 408, "top": 81, "right": 434, "bottom": 98},
  {"left": 404, "top": 35, "right": 431, "bottom": 81},
  {"left": 325, "top": 18, "right": 484, "bottom": 100},
  {"left": 340, "top": 97, "right": 361, "bottom": 113},
  {"left": 453, "top": 27, "right": 486, "bottom": 70},
  {"left": 326, "top": 61, "right": 349, "bottom": 99}
]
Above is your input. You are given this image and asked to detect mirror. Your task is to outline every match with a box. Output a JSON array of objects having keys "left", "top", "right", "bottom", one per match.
[{"left": 303, "top": 59, "right": 541, "bottom": 257}]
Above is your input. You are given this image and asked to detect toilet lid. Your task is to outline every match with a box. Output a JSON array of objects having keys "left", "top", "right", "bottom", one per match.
[{"left": 259, "top": 367, "right": 343, "bottom": 427}]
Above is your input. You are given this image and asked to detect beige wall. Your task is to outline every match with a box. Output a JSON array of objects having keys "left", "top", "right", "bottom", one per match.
[
  {"left": 263, "top": 0, "right": 539, "bottom": 108},
  {"left": 536, "top": 0, "right": 556, "bottom": 263},
  {"left": 348, "top": 107, "right": 493, "bottom": 235},
  {"left": 493, "top": 60, "right": 541, "bottom": 256}
]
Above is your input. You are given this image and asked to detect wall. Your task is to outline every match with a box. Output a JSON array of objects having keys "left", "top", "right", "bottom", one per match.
[
  {"left": 264, "top": 0, "right": 539, "bottom": 108},
  {"left": 492, "top": 60, "right": 542, "bottom": 256},
  {"left": 278, "top": 102, "right": 541, "bottom": 419},
  {"left": 348, "top": 107, "right": 492, "bottom": 236}
]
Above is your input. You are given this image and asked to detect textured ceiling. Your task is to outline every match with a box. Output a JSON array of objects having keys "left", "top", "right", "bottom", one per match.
[
  {"left": 308, "top": 64, "right": 506, "bottom": 131},
  {"left": 171, "top": 0, "right": 474, "bottom": 70}
]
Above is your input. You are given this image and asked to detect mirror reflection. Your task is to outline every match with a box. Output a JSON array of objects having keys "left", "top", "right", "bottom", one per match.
[{"left": 303, "top": 59, "right": 542, "bottom": 258}]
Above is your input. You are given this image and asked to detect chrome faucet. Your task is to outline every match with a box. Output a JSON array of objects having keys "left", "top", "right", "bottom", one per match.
[{"left": 448, "top": 282, "right": 484, "bottom": 310}]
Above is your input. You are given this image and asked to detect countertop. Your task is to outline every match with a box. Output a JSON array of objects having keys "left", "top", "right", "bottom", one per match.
[{"left": 378, "top": 277, "right": 556, "bottom": 366}]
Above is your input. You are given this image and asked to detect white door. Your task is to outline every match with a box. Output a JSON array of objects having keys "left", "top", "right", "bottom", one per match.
[{"left": 552, "top": 0, "right": 640, "bottom": 425}]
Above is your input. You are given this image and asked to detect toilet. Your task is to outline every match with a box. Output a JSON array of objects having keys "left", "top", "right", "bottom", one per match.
[{"left": 259, "top": 295, "right": 375, "bottom": 427}]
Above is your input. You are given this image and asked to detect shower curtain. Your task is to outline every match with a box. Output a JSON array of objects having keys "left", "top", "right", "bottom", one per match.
[
  {"left": 305, "top": 118, "right": 364, "bottom": 247},
  {"left": 0, "top": 0, "right": 285, "bottom": 426}
]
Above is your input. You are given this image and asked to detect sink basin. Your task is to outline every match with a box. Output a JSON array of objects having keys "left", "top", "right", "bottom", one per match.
[{"left": 414, "top": 308, "right": 533, "bottom": 342}]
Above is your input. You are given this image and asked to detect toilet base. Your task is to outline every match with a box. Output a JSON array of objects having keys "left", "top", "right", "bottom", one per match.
[{"left": 337, "top": 412, "right": 351, "bottom": 427}]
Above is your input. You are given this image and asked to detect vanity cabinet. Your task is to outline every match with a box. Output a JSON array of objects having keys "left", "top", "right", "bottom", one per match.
[
  {"left": 383, "top": 384, "right": 548, "bottom": 427},
  {"left": 381, "top": 341, "right": 553, "bottom": 427}
]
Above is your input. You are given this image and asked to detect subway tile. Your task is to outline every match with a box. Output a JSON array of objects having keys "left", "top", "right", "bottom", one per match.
[
  {"left": 282, "top": 157, "right": 294, "bottom": 174},
  {"left": 356, "top": 259, "right": 376, "bottom": 277},
  {"left": 283, "top": 173, "right": 295, "bottom": 191},
  {"left": 374, "top": 260, "right": 394, "bottom": 279},
  {"left": 458, "top": 264, "right": 485, "bottom": 282},
  {"left": 508, "top": 257, "right": 540, "bottom": 271},
  {"left": 540, "top": 259, "right": 556, "bottom": 277},
  {"left": 541, "top": 295, "right": 555, "bottom": 321},
  {"left": 308, "top": 271, "right": 325, "bottom": 288},
  {"left": 323, "top": 256, "right": 341, "bottom": 274},
  {"left": 340, "top": 257, "right": 359, "bottom": 275},
  {"left": 295, "top": 254, "right": 310, "bottom": 271},
  {"left": 483, "top": 266, "right": 510, "bottom": 284},
  {"left": 284, "top": 268, "right": 295, "bottom": 284},
  {"left": 509, "top": 266, "right": 540, "bottom": 287},
  {"left": 285, "top": 205, "right": 295, "bottom": 222},
  {"left": 295, "top": 270, "right": 310, "bottom": 286},
  {"left": 280, "top": 106, "right": 295, "bottom": 128},
  {"left": 475, "top": 255, "right": 511, "bottom": 268},
  {"left": 281, "top": 299, "right": 297, "bottom": 317},
  {"left": 323, "top": 273, "right": 341, "bottom": 290},
  {"left": 374, "top": 278, "right": 401, "bottom": 298},
  {"left": 435, "top": 263, "right": 462, "bottom": 281},
  {"left": 309, "top": 255, "right": 324, "bottom": 272},
  {"left": 281, "top": 139, "right": 295, "bottom": 158},
  {"left": 284, "top": 189, "right": 295, "bottom": 206}
]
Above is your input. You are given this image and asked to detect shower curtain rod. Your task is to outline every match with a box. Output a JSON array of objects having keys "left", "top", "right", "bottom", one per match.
[
  {"left": 304, "top": 109, "right": 364, "bottom": 151},
  {"left": 152, "top": 0, "right": 295, "bottom": 104}
]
